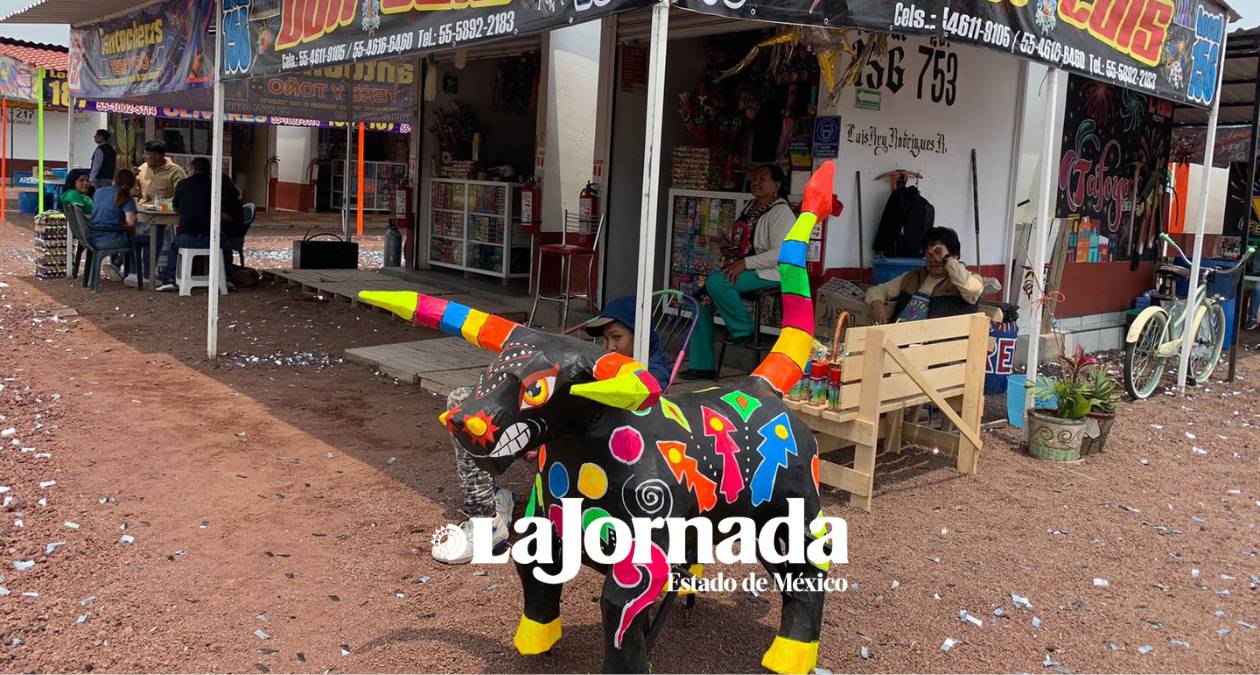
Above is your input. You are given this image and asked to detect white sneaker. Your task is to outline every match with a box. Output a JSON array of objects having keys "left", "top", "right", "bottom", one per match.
[
  {"left": 493, "top": 487, "right": 515, "bottom": 524},
  {"left": 156, "top": 282, "right": 177, "bottom": 292},
  {"left": 102, "top": 263, "right": 123, "bottom": 281},
  {"left": 430, "top": 514, "right": 509, "bottom": 565}
]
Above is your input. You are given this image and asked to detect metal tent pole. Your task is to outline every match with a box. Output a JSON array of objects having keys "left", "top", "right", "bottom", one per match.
[
  {"left": 1025, "top": 67, "right": 1063, "bottom": 414},
  {"left": 66, "top": 92, "right": 76, "bottom": 271},
  {"left": 632, "top": 0, "right": 670, "bottom": 364},
  {"left": 37, "top": 68, "right": 45, "bottom": 214},
  {"left": 1176, "top": 31, "right": 1229, "bottom": 393},
  {"left": 207, "top": 0, "right": 226, "bottom": 359},
  {"left": 1227, "top": 44, "right": 1260, "bottom": 382}
]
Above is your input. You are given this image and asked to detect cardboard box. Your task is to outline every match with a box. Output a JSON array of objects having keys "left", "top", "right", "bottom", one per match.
[{"left": 814, "top": 278, "right": 874, "bottom": 335}]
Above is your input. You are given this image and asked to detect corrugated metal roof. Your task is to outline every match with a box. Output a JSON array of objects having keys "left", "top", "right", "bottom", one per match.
[
  {"left": 0, "top": 36, "right": 67, "bottom": 71},
  {"left": 0, "top": 0, "right": 162, "bottom": 26}
]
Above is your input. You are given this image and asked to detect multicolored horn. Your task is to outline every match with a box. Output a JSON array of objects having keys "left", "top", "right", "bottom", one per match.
[
  {"left": 750, "top": 160, "right": 834, "bottom": 396},
  {"left": 357, "top": 291, "right": 522, "bottom": 352},
  {"left": 570, "top": 351, "right": 662, "bottom": 412}
]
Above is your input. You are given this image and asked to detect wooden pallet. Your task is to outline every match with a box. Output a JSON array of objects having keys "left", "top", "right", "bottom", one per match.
[{"left": 345, "top": 337, "right": 489, "bottom": 396}]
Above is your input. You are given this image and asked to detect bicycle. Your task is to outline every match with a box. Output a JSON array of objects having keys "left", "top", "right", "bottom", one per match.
[{"left": 1123, "top": 233, "right": 1256, "bottom": 400}]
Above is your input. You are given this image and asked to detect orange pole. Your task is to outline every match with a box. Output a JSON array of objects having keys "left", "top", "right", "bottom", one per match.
[
  {"left": 356, "top": 122, "right": 365, "bottom": 237},
  {"left": 2, "top": 98, "right": 7, "bottom": 222}
]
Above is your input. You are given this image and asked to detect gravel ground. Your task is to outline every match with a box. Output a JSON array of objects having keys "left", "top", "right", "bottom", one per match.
[{"left": 1, "top": 213, "right": 1259, "bottom": 673}]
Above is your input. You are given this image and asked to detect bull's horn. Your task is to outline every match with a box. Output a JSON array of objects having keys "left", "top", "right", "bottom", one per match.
[
  {"left": 358, "top": 290, "right": 521, "bottom": 352},
  {"left": 750, "top": 161, "right": 834, "bottom": 395},
  {"left": 570, "top": 352, "right": 662, "bottom": 411}
]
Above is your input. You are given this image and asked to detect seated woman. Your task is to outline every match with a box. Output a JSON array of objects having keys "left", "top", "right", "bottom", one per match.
[
  {"left": 89, "top": 169, "right": 150, "bottom": 285},
  {"left": 865, "top": 226, "right": 983, "bottom": 323},
  {"left": 60, "top": 169, "right": 93, "bottom": 215},
  {"left": 680, "top": 164, "right": 797, "bottom": 379}
]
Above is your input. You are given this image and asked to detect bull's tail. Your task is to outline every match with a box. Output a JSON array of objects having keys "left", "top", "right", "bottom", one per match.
[{"left": 750, "top": 161, "right": 834, "bottom": 396}]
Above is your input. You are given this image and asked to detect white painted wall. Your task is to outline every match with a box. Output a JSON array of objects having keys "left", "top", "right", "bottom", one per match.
[
  {"left": 1183, "top": 163, "right": 1229, "bottom": 236},
  {"left": 543, "top": 21, "right": 602, "bottom": 232},
  {"left": 824, "top": 39, "right": 1022, "bottom": 269},
  {"left": 5, "top": 108, "right": 104, "bottom": 168},
  {"left": 275, "top": 126, "right": 317, "bottom": 183}
]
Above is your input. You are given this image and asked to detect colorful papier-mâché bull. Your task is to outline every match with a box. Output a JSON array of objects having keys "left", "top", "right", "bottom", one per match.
[{"left": 360, "top": 162, "right": 838, "bottom": 674}]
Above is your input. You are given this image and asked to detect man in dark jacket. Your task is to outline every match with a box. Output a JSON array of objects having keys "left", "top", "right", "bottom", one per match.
[
  {"left": 155, "top": 157, "right": 238, "bottom": 292},
  {"left": 89, "top": 130, "right": 117, "bottom": 189}
]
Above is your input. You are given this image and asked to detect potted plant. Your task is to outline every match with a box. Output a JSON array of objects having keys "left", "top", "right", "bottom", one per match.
[
  {"left": 1027, "top": 347, "right": 1102, "bottom": 462},
  {"left": 1079, "top": 365, "right": 1121, "bottom": 454}
]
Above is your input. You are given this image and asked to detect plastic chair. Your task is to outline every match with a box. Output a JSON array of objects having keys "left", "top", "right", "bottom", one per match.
[
  {"left": 715, "top": 287, "right": 781, "bottom": 381},
  {"left": 564, "top": 289, "right": 700, "bottom": 392},
  {"left": 528, "top": 210, "right": 605, "bottom": 331},
  {"left": 230, "top": 202, "right": 256, "bottom": 268},
  {"left": 62, "top": 203, "right": 90, "bottom": 282},
  {"left": 67, "top": 203, "right": 143, "bottom": 293}
]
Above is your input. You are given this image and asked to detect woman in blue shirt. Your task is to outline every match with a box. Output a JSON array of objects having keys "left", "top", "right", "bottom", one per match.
[{"left": 89, "top": 169, "right": 149, "bottom": 284}]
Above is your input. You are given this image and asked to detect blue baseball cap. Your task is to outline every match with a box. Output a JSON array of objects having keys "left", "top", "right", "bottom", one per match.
[{"left": 584, "top": 295, "right": 640, "bottom": 337}]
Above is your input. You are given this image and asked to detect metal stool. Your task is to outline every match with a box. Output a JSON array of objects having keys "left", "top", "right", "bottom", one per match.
[
  {"left": 714, "top": 287, "right": 781, "bottom": 381},
  {"left": 528, "top": 211, "right": 605, "bottom": 331}
]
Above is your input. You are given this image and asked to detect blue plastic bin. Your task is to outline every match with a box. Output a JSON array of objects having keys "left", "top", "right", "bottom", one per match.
[
  {"left": 1006, "top": 374, "right": 1058, "bottom": 428},
  {"left": 1173, "top": 257, "right": 1242, "bottom": 300},
  {"left": 18, "top": 191, "right": 39, "bottom": 214},
  {"left": 872, "top": 257, "right": 925, "bottom": 284}
]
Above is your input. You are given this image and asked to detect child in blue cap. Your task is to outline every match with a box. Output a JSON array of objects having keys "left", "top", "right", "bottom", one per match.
[{"left": 583, "top": 295, "right": 674, "bottom": 389}]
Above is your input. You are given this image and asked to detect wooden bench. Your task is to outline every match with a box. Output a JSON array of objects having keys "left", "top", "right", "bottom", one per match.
[{"left": 785, "top": 313, "right": 989, "bottom": 511}]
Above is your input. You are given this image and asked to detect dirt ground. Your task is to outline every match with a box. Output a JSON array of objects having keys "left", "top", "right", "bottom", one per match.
[{"left": 1, "top": 213, "right": 1259, "bottom": 673}]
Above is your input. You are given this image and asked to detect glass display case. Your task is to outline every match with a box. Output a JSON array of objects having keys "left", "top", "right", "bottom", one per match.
[{"left": 427, "top": 178, "right": 530, "bottom": 280}]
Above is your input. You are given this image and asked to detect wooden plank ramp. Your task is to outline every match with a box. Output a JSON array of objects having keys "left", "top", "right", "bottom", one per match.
[
  {"left": 345, "top": 337, "right": 491, "bottom": 397},
  {"left": 263, "top": 268, "right": 528, "bottom": 322}
]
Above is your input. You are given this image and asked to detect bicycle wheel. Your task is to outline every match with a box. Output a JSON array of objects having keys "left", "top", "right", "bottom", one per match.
[
  {"left": 1124, "top": 310, "right": 1169, "bottom": 400},
  {"left": 1189, "top": 302, "right": 1226, "bottom": 385}
]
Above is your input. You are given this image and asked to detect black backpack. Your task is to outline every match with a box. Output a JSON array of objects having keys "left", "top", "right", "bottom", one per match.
[{"left": 873, "top": 185, "right": 936, "bottom": 258}]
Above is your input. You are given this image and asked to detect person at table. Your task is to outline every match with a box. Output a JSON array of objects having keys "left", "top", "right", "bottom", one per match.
[
  {"left": 89, "top": 169, "right": 149, "bottom": 284},
  {"left": 866, "top": 226, "right": 984, "bottom": 323},
  {"left": 89, "top": 129, "right": 117, "bottom": 189},
  {"left": 220, "top": 174, "right": 248, "bottom": 270},
  {"left": 60, "top": 169, "right": 93, "bottom": 215},
  {"left": 136, "top": 141, "right": 186, "bottom": 203},
  {"left": 679, "top": 164, "right": 797, "bottom": 380},
  {"left": 156, "top": 158, "right": 236, "bottom": 292},
  {"left": 1246, "top": 278, "right": 1259, "bottom": 331}
]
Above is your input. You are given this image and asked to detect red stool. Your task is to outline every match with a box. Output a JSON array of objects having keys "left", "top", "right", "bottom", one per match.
[{"left": 528, "top": 211, "right": 605, "bottom": 330}]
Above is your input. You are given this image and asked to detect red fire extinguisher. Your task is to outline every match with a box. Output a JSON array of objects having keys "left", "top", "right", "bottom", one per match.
[
  {"left": 520, "top": 178, "right": 541, "bottom": 236},
  {"left": 577, "top": 182, "right": 600, "bottom": 248}
]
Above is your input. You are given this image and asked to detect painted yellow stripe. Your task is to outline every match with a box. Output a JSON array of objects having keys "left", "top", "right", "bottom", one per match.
[
  {"left": 462, "top": 309, "right": 490, "bottom": 347},
  {"left": 773, "top": 326, "right": 812, "bottom": 370}
]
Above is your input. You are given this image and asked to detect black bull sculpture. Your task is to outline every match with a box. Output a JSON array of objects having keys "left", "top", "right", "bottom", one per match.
[{"left": 361, "top": 163, "right": 840, "bottom": 673}]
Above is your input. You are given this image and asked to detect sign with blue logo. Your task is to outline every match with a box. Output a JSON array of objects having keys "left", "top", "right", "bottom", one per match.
[{"left": 813, "top": 116, "right": 840, "bottom": 159}]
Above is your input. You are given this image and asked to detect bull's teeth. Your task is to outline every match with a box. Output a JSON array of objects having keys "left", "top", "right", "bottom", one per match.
[{"left": 491, "top": 422, "right": 530, "bottom": 457}]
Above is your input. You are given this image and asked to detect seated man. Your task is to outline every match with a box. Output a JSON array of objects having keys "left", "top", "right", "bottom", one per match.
[
  {"left": 866, "top": 226, "right": 984, "bottom": 323},
  {"left": 156, "top": 157, "right": 236, "bottom": 292},
  {"left": 136, "top": 141, "right": 186, "bottom": 203},
  {"left": 431, "top": 295, "right": 674, "bottom": 565}
]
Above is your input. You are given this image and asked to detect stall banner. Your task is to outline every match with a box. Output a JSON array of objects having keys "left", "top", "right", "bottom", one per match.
[
  {"left": 0, "top": 53, "right": 39, "bottom": 103},
  {"left": 221, "top": 0, "right": 650, "bottom": 79},
  {"left": 1056, "top": 73, "right": 1172, "bottom": 262},
  {"left": 224, "top": 59, "right": 415, "bottom": 123},
  {"left": 1171, "top": 125, "right": 1252, "bottom": 168},
  {"left": 677, "top": 0, "right": 1232, "bottom": 108},
  {"left": 70, "top": 0, "right": 216, "bottom": 99},
  {"left": 82, "top": 99, "right": 413, "bottom": 133}
]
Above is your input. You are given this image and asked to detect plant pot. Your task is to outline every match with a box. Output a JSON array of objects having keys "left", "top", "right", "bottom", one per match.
[
  {"left": 1026, "top": 409, "right": 1098, "bottom": 462},
  {"left": 1079, "top": 411, "right": 1116, "bottom": 455}
]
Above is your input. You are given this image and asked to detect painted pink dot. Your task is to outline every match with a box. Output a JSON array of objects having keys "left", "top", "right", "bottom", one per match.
[
  {"left": 548, "top": 504, "right": 564, "bottom": 538},
  {"left": 609, "top": 426, "right": 644, "bottom": 464}
]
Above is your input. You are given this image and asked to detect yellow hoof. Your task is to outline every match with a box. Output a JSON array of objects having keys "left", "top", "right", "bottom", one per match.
[
  {"left": 761, "top": 636, "right": 819, "bottom": 674},
  {"left": 513, "top": 615, "right": 561, "bottom": 656}
]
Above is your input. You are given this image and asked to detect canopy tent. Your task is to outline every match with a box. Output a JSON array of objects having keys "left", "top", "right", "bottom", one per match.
[
  {"left": 3, "top": 0, "right": 1239, "bottom": 400},
  {"left": 1171, "top": 25, "right": 1260, "bottom": 384}
]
